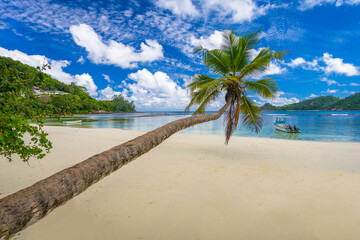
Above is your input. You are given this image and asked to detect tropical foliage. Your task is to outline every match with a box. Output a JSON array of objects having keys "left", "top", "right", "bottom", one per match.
[
  {"left": 0, "top": 56, "right": 135, "bottom": 114},
  {"left": 0, "top": 56, "right": 135, "bottom": 162},
  {"left": 262, "top": 96, "right": 341, "bottom": 111},
  {"left": 186, "top": 30, "right": 287, "bottom": 143},
  {"left": 0, "top": 61, "right": 53, "bottom": 162},
  {"left": 326, "top": 92, "right": 360, "bottom": 110}
]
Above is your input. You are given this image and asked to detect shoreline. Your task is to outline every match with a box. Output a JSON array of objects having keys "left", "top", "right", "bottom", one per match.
[
  {"left": 1, "top": 126, "right": 360, "bottom": 240},
  {"left": 44, "top": 125, "right": 360, "bottom": 144}
]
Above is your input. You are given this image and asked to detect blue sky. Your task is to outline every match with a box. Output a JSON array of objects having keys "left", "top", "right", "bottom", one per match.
[{"left": 0, "top": 0, "right": 360, "bottom": 110}]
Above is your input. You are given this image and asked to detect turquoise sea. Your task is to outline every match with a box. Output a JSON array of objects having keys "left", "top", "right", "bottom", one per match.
[{"left": 45, "top": 111, "right": 360, "bottom": 142}]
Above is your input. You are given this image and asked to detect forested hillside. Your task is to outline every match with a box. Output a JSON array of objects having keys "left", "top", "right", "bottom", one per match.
[
  {"left": 262, "top": 94, "right": 360, "bottom": 111},
  {"left": 0, "top": 56, "right": 135, "bottom": 114}
]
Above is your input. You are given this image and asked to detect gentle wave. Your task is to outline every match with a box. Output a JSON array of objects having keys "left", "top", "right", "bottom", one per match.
[
  {"left": 265, "top": 114, "right": 288, "bottom": 116},
  {"left": 331, "top": 114, "right": 349, "bottom": 116}
]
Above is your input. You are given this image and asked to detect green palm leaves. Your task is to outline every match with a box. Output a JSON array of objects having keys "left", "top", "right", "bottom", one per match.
[{"left": 186, "top": 29, "right": 287, "bottom": 143}]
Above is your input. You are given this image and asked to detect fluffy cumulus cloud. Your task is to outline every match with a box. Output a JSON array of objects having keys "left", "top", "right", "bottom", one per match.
[
  {"left": 322, "top": 53, "right": 360, "bottom": 76},
  {"left": 182, "top": 30, "right": 223, "bottom": 56},
  {"left": 259, "top": 91, "right": 299, "bottom": 106},
  {"left": 98, "top": 86, "right": 121, "bottom": 100},
  {"left": 155, "top": 0, "right": 199, "bottom": 16},
  {"left": 287, "top": 53, "right": 360, "bottom": 76},
  {"left": 287, "top": 57, "right": 320, "bottom": 70},
  {"left": 0, "top": 46, "right": 98, "bottom": 96},
  {"left": 299, "top": 0, "right": 360, "bottom": 10},
  {"left": 190, "top": 30, "right": 223, "bottom": 51},
  {"left": 122, "top": 69, "right": 189, "bottom": 110},
  {"left": 69, "top": 24, "right": 164, "bottom": 69}
]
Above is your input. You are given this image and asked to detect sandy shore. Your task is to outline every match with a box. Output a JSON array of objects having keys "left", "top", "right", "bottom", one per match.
[{"left": 1, "top": 126, "right": 360, "bottom": 240}]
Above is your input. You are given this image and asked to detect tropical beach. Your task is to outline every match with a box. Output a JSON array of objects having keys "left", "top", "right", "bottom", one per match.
[
  {"left": 1, "top": 126, "right": 360, "bottom": 240},
  {"left": 2, "top": 0, "right": 360, "bottom": 239}
]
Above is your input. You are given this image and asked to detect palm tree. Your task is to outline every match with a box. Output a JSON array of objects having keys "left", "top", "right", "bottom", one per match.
[
  {"left": 0, "top": 29, "right": 286, "bottom": 239},
  {"left": 186, "top": 29, "right": 286, "bottom": 143}
]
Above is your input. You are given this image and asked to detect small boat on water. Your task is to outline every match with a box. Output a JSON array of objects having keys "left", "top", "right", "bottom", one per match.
[
  {"left": 63, "top": 120, "right": 82, "bottom": 124},
  {"left": 274, "top": 117, "right": 300, "bottom": 133}
]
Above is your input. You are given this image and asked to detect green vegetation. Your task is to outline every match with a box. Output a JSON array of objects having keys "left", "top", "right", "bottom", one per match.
[
  {"left": 326, "top": 92, "right": 360, "bottom": 110},
  {"left": 186, "top": 29, "right": 287, "bottom": 143},
  {"left": 0, "top": 61, "right": 53, "bottom": 162},
  {"left": 261, "top": 94, "right": 360, "bottom": 111},
  {"left": 0, "top": 56, "right": 135, "bottom": 114},
  {"left": 0, "top": 56, "right": 135, "bottom": 162}
]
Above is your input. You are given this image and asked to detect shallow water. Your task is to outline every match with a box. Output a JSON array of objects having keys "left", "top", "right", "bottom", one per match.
[{"left": 44, "top": 110, "right": 360, "bottom": 142}]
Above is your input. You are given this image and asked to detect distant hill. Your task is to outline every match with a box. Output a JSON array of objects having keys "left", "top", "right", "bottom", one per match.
[
  {"left": 0, "top": 56, "right": 135, "bottom": 114},
  {"left": 326, "top": 92, "right": 360, "bottom": 110},
  {"left": 261, "top": 94, "right": 360, "bottom": 111}
]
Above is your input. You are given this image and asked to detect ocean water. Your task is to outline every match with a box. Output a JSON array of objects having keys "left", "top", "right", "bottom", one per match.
[{"left": 44, "top": 111, "right": 360, "bottom": 142}]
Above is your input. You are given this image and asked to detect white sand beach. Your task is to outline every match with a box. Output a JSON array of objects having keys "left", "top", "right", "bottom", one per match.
[{"left": 1, "top": 126, "right": 360, "bottom": 240}]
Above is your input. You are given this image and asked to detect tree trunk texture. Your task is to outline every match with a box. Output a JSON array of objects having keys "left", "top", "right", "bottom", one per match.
[{"left": 0, "top": 102, "right": 230, "bottom": 239}]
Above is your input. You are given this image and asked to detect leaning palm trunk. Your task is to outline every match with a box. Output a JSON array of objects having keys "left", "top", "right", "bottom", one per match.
[{"left": 0, "top": 102, "right": 230, "bottom": 239}]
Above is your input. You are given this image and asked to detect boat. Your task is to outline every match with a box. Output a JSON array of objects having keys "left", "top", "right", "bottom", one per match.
[
  {"left": 274, "top": 117, "right": 300, "bottom": 133},
  {"left": 63, "top": 120, "right": 82, "bottom": 124}
]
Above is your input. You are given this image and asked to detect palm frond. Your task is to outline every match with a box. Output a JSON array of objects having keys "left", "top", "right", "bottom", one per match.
[
  {"left": 192, "top": 89, "right": 220, "bottom": 115},
  {"left": 185, "top": 74, "right": 231, "bottom": 114},
  {"left": 202, "top": 49, "right": 230, "bottom": 76},
  {"left": 239, "top": 49, "right": 287, "bottom": 79},
  {"left": 240, "top": 95, "right": 263, "bottom": 133},
  {"left": 244, "top": 78, "right": 278, "bottom": 99},
  {"left": 232, "top": 29, "right": 262, "bottom": 74}
]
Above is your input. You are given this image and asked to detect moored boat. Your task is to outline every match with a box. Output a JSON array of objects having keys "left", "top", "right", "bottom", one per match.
[
  {"left": 274, "top": 117, "right": 300, "bottom": 133},
  {"left": 63, "top": 120, "right": 82, "bottom": 124}
]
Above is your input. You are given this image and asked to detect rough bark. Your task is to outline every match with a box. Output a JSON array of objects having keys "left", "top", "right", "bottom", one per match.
[{"left": 0, "top": 102, "right": 230, "bottom": 239}]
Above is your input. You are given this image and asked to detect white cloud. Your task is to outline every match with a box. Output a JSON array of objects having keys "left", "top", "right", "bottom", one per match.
[
  {"left": 306, "top": 93, "right": 318, "bottom": 99},
  {"left": 69, "top": 24, "right": 164, "bottom": 68},
  {"left": 287, "top": 57, "right": 320, "bottom": 70},
  {"left": 320, "top": 77, "right": 338, "bottom": 86},
  {"left": 155, "top": 0, "right": 199, "bottom": 16},
  {"left": 287, "top": 53, "right": 360, "bottom": 76},
  {"left": 0, "top": 46, "right": 98, "bottom": 97},
  {"left": 122, "top": 68, "right": 189, "bottom": 110},
  {"left": 102, "top": 74, "right": 112, "bottom": 83},
  {"left": 190, "top": 30, "right": 223, "bottom": 51},
  {"left": 263, "top": 61, "right": 287, "bottom": 76},
  {"left": 322, "top": 53, "right": 360, "bottom": 76},
  {"left": 203, "top": 0, "right": 276, "bottom": 23},
  {"left": 322, "top": 88, "right": 339, "bottom": 94},
  {"left": 350, "top": 83, "right": 360, "bottom": 86},
  {"left": 259, "top": 91, "right": 299, "bottom": 106},
  {"left": 299, "top": 0, "right": 360, "bottom": 10},
  {"left": 98, "top": 86, "right": 121, "bottom": 100},
  {"left": 77, "top": 56, "right": 85, "bottom": 64}
]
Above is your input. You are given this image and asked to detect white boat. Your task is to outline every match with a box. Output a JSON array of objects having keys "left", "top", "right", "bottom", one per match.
[
  {"left": 274, "top": 117, "right": 300, "bottom": 133},
  {"left": 63, "top": 120, "right": 82, "bottom": 124}
]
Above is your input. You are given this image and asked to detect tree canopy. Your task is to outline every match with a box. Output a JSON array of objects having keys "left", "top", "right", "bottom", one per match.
[
  {"left": 0, "top": 56, "right": 135, "bottom": 162},
  {"left": 186, "top": 29, "right": 287, "bottom": 143}
]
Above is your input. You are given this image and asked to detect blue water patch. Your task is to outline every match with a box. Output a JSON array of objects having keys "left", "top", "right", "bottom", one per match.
[{"left": 44, "top": 111, "right": 360, "bottom": 142}]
